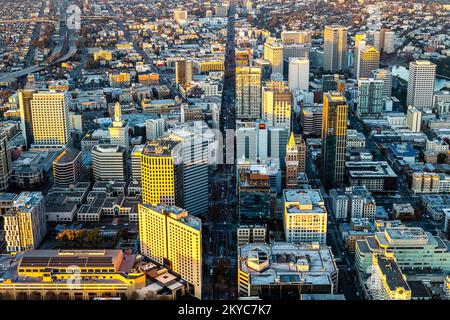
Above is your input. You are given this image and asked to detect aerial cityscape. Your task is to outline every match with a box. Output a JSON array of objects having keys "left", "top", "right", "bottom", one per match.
[{"left": 0, "top": 0, "right": 449, "bottom": 306}]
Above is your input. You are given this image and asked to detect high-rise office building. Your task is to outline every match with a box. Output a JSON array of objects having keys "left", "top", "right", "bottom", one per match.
[
  {"left": 372, "top": 69, "right": 393, "bottom": 97},
  {"left": 18, "top": 89, "right": 36, "bottom": 148},
  {"left": 0, "top": 130, "right": 12, "bottom": 191},
  {"left": 175, "top": 59, "right": 193, "bottom": 85},
  {"left": 166, "top": 128, "right": 209, "bottom": 216},
  {"left": 358, "top": 78, "right": 384, "bottom": 115},
  {"left": 406, "top": 106, "right": 422, "bottom": 132},
  {"left": 235, "top": 67, "right": 262, "bottom": 120},
  {"left": 109, "top": 102, "right": 129, "bottom": 151},
  {"left": 138, "top": 204, "right": 202, "bottom": 299},
  {"left": 52, "top": 148, "right": 83, "bottom": 187},
  {"left": 321, "top": 92, "right": 348, "bottom": 191},
  {"left": 140, "top": 140, "right": 183, "bottom": 206},
  {"left": 3, "top": 192, "right": 46, "bottom": 252},
  {"left": 264, "top": 38, "right": 284, "bottom": 75},
  {"left": 145, "top": 118, "right": 165, "bottom": 141},
  {"left": 283, "top": 189, "right": 327, "bottom": 244},
  {"left": 407, "top": 60, "right": 436, "bottom": 110},
  {"left": 30, "top": 91, "right": 70, "bottom": 149},
  {"left": 236, "top": 121, "right": 289, "bottom": 168},
  {"left": 383, "top": 31, "right": 396, "bottom": 54},
  {"left": 357, "top": 45, "right": 380, "bottom": 81},
  {"left": 92, "top": 145, "right": 126, "bottom": 181},
  {"left": 322, "top": 74, "right": 346, "bottom": 94},
  {"left": 262, "top": 80, "right": 292, "bottom": 130},
  {"left": 288, "top": 57, "right": 310, "bottom": 91},
  {"left": 323, "top": 25, "right": 348, "bottom": 72},
  {"left": 353, "top": 33, "right": 367, "bottom": 77}
]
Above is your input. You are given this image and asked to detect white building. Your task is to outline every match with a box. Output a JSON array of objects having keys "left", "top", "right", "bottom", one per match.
[
  {"left": 407, "top": 60, "right": 436, "bottom": 110},
  {"left": 92, "top": 145, "right": 126, "bottom": 181},
  {"left": 330, "top": 186, "right": 376, "bottom": 220},
  {"left": 406, "top": 106, "right": 422, "bottom": 132},
  {"left": 288, "top": 57, "right": 310, "bottom": 91},
  {"left": 145, "top": 118, "right": 165, "bottom": 141},
  {"left": 283, "top": 189, "right": 327, "bottom": 244},
  {"left": 236, "top": 121, "right": 288, "bottom": 168}
]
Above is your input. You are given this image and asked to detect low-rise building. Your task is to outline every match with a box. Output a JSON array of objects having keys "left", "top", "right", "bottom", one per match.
[{"left": 238, "top": 242, "right": 338, "bottom": 299}]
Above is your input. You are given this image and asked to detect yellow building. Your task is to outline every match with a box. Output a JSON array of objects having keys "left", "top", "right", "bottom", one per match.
[
  {"left": 140, "top": 140, "right": 182, "bottom": 206},
  {"left": 116, "top": 42, "right": 133, "bottom": 50},
  {"left": 371, "top": 254, "right": 412, "bottom": 300},
  {"left": 262, "top": 80, "right": 292, "bottom": 129},
  {"left": 30, "top": 91, "right": 70, "bottom": 149},
  {"left": 138, "top": 73, "right": 160, "bottom": 85},
  {"left": 263, "top": 38, "right": 283, "bottom": 75},
  {"left": 197, "top": 60, "right": 224, "bottom": 73},
  {"left": 93, "top": 50, "right": 113, "bottom": 61},
  {"left": 323, "top": 25, "right": 348, "bottom": 72},
  {"left": 138, "top": 204, "right": 202, "bottom": 299},
  {"left": 0, "top": 249, "right": 146, "bottom": 300},
  {"left": 109, "top": 72, "right": 131, "bottom": 87},
  {"left": 3, "top": 192, "right": 46, "bottom": 253},
  {"left": 235, "top": 66, "right": 262, "bottom": 120},
  {"left": 358, "top": 45, "right": 380, "bottom": 80}
]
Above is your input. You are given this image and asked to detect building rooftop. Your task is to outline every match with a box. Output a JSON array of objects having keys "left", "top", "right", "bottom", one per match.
[
  {"left": 346, "top": 161, "right": 397, "bottom": 178},
  {"left": 238, "top": 242, "right": 337, "bottom": 287},
  {"left": 53, "top": 148, "right": 81, "bottom": 165},
  {"left": 141, "top": 139, "right": 180, "bottom": 157}
]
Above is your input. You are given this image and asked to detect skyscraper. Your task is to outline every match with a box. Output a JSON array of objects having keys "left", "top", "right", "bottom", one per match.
[
  {"left": 407, "top": 60, "right": 436, "bottom": 110},
  {"left": 263, "top": 38, "right": 284, "bottom": 75},
  {"left": 357, "top": 45, "right": 380, "bottom": 81},
  {"left": 236, "top": 121, "right": 289, "bottom": 168},
  {"left": 235, "top": 67, "right": 262, "bottom": 120},
  {"left": 175, "top": 59, "right": 193, "bottom": 85},
  {"left": 262, "top": 80, "right": 292, "bottom": 130},
  {"left": 166, "top": 128, "right": 209, "bottom": 216},
  {"left": 0, "top": 130, "right": 12, "bottom": 191},
  {"left": 140, "top": 139, "right": 183, "bottom": 206},
  {"left": 321, "top": 92, "right": 348, "bottom": 191},
  {"left": 323, "top": 25, "right": 348, "bottom": 72},
  {"left": 372, "top": 69, "right": 393, "bottom": 97},
  {"left": 383, "top": 31, "right": 396, "bottom": 54},
  {"left": 18, "top": 89, "right": 36, "bottom": 148},
  {"left": 358, "top": 78, "right": 384, "bottom": 115},
  {"left": 288, "top": 57, "right": 310, "bottom": 91},
  {"left": 353, "top": 33, "right": 367, "bottom": 77},
  {"left": 109, "top": 102, "right": 129, "bottom": 151},
  {"left": 138, "top": 204, "right": 202, "bottom": 299},
  {"left": 30, "top": 91, "right": 70, "bottom": 150}
]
